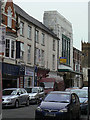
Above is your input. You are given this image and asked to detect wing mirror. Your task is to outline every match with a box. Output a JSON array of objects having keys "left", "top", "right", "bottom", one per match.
[{"left": 17, "top": 92, "right": 20, "bottom": 95}]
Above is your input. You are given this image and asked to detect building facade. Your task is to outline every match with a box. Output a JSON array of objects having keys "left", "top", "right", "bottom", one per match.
[
  {"left": 1, "top": 0, "right": 60, "bottom": 89},
  {"left": 81, "top": 42, "right": 90, "bottom": 86},
  {"left": 73, "top": 47, "right": 83, "bottom": 87},
  {"left": 43, "top": 11, "right": 73, "bottom": 88}
]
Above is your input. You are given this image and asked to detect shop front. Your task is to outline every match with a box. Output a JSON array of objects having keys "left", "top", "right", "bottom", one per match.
[
  {"left": 24, "top": 66, "right": 34, "bottom": 88},
  {"left": 58, "top": 64, "right": 83, "bottom": 88},
  {"left": 2, "top": 63, "right": 20, "bottom": 89}
]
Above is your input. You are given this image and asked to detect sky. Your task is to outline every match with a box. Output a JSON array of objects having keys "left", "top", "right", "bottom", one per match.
[{"left": 13, "top": 0, "right": 88, "bottom": 50}]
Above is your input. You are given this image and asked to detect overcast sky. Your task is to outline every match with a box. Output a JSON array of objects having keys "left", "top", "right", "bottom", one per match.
[{"left": 13, "top": 0, "right": 88, "bottom": 50}]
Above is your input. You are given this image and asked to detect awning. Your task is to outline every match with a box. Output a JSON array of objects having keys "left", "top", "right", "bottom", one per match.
[
  {"left": 58, "top": 64, "right": 83, "bottom": 75},
  {"left": 58, "top": 69, "right": 83, "bottom": 75}
]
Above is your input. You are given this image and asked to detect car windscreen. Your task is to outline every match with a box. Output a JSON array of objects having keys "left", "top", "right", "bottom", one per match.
[
  {"left": 3, "top": 90, "right": 17, "bottom": 95},
  {"left": 25, "top": 88, "right": 32, "bottom": 93},
  {"left": 71, "top": 90, "right": 88, "bottom": 98},
  {"left": 42, "top": 82, "right": 54, "bottom": 88},
  {"left": 44, "top": 93, "right": 70, "bottom": 103},
  {"left": 32, "top": 88, "right": 39, "bottom": 93}
]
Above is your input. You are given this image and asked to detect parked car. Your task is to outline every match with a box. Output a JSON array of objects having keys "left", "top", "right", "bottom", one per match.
[
  {"left": 35, "top": 91, "right": 80, "bottom": 120},
  {"left": 65, "top": 87, "right": 79, "bottom": 92},
  {"left": 70, "top": 89, "right": 88, "bottom": 113},
  {"left": 2, "top": 88, "right": 30, "bottom": 108},
  {"left": 25, "top": 87, "right": 45, "bottom": 104},
  {"left": 82, "top": 87, "right": 88, "bottom": 90}
]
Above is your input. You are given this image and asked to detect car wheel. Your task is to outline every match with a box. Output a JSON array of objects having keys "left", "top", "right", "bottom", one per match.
[
  {"left": 15, "top": 100, "right": 19, "bottom": 108},
  {"left": 26, "top": 99, "right": 29, "bottom": 106},
  {"left": 36, "top": 99, "right": 40, "bottom": 104}
]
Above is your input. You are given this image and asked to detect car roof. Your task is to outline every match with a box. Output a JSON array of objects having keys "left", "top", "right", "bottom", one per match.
[
  {"left": 49, "top": 91, "right": 71, "bottom": 95},
  {"left": 3, "top": 88, "right": 22, "bottom": 90}
]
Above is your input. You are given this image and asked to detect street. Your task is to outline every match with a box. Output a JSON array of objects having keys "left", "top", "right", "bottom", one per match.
[{"left": 2, "top": 104, "right": 88, "bottom": 120}]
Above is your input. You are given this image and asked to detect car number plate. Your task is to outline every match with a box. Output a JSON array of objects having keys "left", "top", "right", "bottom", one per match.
[{"left": 45, "top": 113, "right": 56, "bottom": 117}]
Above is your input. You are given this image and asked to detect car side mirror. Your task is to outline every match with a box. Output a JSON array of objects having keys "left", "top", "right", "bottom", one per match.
[{"left": 17, "top": 92, "right": 20, "bottom": 95}]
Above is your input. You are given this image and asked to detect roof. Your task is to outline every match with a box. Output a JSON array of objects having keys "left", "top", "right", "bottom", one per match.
[
  {"left": 50, "top": 91, "right": 71, "bottom": 95},
  {"left": 14, "top": 4, "right": 59, "bottom": 40}
]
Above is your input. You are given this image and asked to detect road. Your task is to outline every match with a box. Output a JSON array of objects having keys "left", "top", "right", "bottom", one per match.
[{"left": 2, "top": 104, "right": 89, "bottom": 120}]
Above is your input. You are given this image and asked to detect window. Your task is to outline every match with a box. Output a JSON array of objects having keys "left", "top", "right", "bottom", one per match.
[
  {"left": 52, "top": 54, "right": 55, "bottom": 70},
  {"left": 27, "top": 45, "right": 31, "bottom": 63},
  {"left": 7, "top": 8, "right": 12, "bottom": 28},
  {"left": 35, "top": 48, "right": 38, "bottom": 64},
  {"left": 27, "top": 25, "right": 32, "bottom": 39},
  {"left": 11, "top": 41, "right": 15, "bottom": 58},
  {"left": 41, "top": 33, "right": 45, "bottom": 45},
  {"left": 5, "top": 39, "right": 15, "bottom": 58},
  {"left": 53, "top": 39, "right": 55, "bottom": 51},
  {"left": 5, "top": 39, "right": 10, "bottom": 57},
  {"left": 62, "top": 34, "right": 70, "bottom": 65},
  {"left": 20, "top": 43, "right": 24, "bottom": 60},
  {"left": 41, "top": 50, "right": 44, "bottom": 66},
  {"left": 35, "top": 30, "right": 39, "bottom": 43},
  {"left": 20, "top": 22, "right": 24, "bottom": 36}
]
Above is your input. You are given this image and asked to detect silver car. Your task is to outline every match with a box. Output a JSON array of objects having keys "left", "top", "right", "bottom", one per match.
[
  {"left": 25, "top": 87, "right": 45, "bottom": 104},
  {"left": 2, "top": 88, "right": 30, "bottom": 108}
]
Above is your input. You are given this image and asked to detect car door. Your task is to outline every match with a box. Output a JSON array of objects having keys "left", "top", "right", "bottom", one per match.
[
  {"left": 70, "top": 93, "right": 77, "bottom": 119},
  {"left": 39, "top": 87, "right": 45, "bottom": 100},
  {"left": 17, "top": 89, "right": 23, "bottom": 105},
  {"left": 21, "top": 89, "right": 28, "bottom": 104},
  {"left": 75, "top": 94, "right": 80, "bottom": 115}
]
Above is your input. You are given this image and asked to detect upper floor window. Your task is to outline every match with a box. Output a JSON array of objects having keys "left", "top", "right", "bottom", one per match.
[
  {"left": 41, "top": 50, "right": 45, "bottom": 66},
  {"left": 11, "top": 41, "right": 15, "bottom": 58},
  {"left": 20, "top": 42, "right": 24, "bottom": 60},
  {"left": 35, "top": 30, "right": 39, "bottom": 43},
  {"left": 53, "top": 39, "right": 55, "bottom": 51},
  {"left": 52, "top": 54, "right": 55, "bottom": 70},
  {"left": 62, "top": 34, "right": 70, "bottom": 65},
  {"left": 20, "top": 22, "right": 24, "bottom": 36},
  {"left": 27, "top": 25, "right": 32, "bottom": 39},
  {"left": 5, "top": 39, "right": 15, "bottom": 58},
  {"left": 7, "top": 9, "right": 12, "bottom": 28},
  {"left": 27, "top": 45, "right": 31, "bottom": 63},
  {"left": 41, "top": 33, "right": 45, "bottom": 45}
]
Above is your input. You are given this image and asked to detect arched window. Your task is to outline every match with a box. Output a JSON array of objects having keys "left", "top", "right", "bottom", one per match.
[{"left": 7, "top": 8, "right": 12, "bottom": 28}]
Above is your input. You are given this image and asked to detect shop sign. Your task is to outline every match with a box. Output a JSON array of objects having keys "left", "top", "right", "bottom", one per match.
[
  {"left": 0, "top": 26, "right": 6, "bottom": 56},
  {"left": 25, "top": 67, "right": 34, "bottom": 76},
  {"left": 59, "top": 57, "right": 67, "bottom": 64}
]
